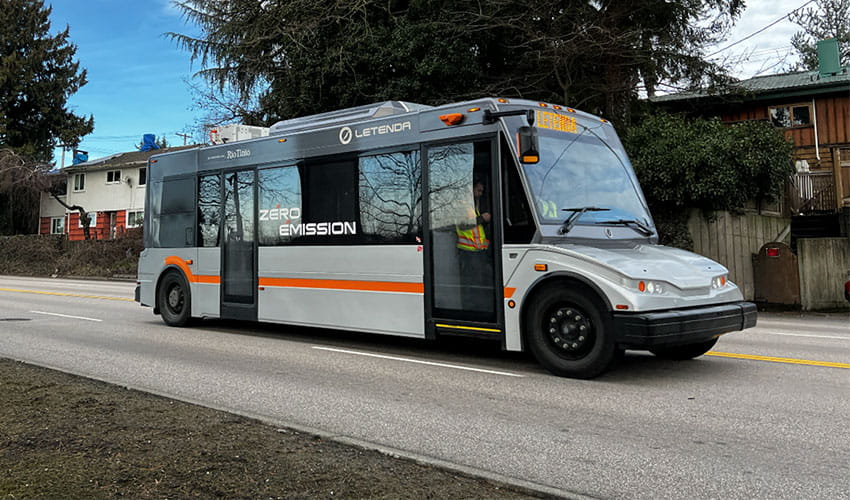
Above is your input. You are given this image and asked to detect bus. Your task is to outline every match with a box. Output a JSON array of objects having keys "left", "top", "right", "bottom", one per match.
[{"left": 135, "top": 98, "right": 757, "bottom": 378}]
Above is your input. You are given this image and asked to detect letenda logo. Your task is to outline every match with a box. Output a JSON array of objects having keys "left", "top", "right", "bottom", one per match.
[
  {"left": 338, "top": 121, "right": 411, "bottom": 145},
  {"left": 339, "top": 127, "right": 353, "bottom": 145}
]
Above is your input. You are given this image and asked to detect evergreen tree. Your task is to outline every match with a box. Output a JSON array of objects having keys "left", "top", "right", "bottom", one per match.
[
  {"left": 789, "top": 0, "right": 850, "bottom": 70},
  {"left": 0, "top": 0, "right": 93, "bottom": 234},
  {"left": 170, "top": 0, "right": 742, "bottom": 129}
]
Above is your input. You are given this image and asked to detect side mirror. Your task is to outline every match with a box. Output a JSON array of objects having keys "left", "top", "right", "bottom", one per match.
[{"left": 517, "top": 126, "right": 539, "bottom": 164}]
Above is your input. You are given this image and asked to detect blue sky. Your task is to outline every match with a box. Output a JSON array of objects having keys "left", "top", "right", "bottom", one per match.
[
  {"left": 49, "top": 0, "right": 200, "bottom": 165},
  {"left": 47, "top": 0, "right": 805, "bottom": 165}
]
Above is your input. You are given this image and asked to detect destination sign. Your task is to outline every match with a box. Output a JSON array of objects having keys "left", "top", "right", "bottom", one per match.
[{"left": 535, "top": 110, "right": 577, "bottom": 134}]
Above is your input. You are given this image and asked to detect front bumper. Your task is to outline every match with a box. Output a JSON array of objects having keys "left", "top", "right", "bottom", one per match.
[{"left": 612, "top": 301, "right": 757, "bottom": 348}]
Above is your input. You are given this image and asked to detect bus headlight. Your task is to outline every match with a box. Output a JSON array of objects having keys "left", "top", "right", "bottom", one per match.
[
  {"left": 637, "top": 280, "right": 664, "bottom": 294},
  {"left": 711, "top": 275, "right": 728, "bottom": 289}
]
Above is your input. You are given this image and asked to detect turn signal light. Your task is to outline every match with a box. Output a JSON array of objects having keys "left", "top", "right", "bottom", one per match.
[
  {"left": 439, "top": 113, "right": 464, "bottom": 126},
  {"left": 522, "top": 155, "right": 539, "bottom": 163},
  {"left": 534, "top": 264, "right": 548, "bottom": 272}
]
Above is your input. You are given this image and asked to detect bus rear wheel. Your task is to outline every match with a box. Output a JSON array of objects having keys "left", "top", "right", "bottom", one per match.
[
  {"left": 649, "top": 338, "right": 718, "bottom": 360},
  {"left": 158, "top": 271, "right": 191, "bottom": 327},
  {"left": 525, "top": 287, "right": 616, "bottom": 379}
]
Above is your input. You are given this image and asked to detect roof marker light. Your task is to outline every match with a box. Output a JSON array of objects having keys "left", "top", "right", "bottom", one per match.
[
  {"left": 497, "top": 98, "right": 508, "bottom": 103},
  {"left": 439, "top": 113, "right": 465, "bottom": 126},
  {"left": 278, "top": 138, "right": 287, "bottom": 143},
  {"left": 538, "top": 102, "right": 548, "bottom": 107},
  {"left": 467, "top": 107, "right": 481, "bottom": 112}
]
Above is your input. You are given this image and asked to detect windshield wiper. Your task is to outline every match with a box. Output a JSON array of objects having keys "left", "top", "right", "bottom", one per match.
[
  {"left": 558, "top": 207, "right": 610, "bottom": 235},
  {"left": 595, "top": 218, "right": 654, "bottom": 236}
]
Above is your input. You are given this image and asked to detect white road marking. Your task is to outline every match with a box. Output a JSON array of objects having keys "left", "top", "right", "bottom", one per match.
[
  {"left": 312, "top": 346, "right": 525, "bottom": 377},
  {"left": 30, "top": 310, "right": 102, "bottom": 322}
]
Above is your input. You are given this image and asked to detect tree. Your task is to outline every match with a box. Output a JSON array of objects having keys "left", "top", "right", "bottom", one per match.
[
  {"left": 623, "top": 113, "right": 794, "bottom": 248},
  {"left": 0, "top": 0, "right": 94, "bottom": 234},
  {"left": 170, "top": 0, "right": 742, "bottom": 128},
  {"left": 789, "top": 0, "right": 850, "bottom": 70}
]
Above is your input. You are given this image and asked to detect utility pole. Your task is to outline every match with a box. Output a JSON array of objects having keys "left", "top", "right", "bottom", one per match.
[{"left": 176, "top": 132, "right": 191, "bottom": 146}]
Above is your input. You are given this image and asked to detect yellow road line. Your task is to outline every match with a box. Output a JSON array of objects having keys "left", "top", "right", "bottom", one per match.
[
  {"left": 707, "top": 351, "right": 850, "bottom": 369},
  {"left": 0, "top": 287, "right": 135, "bottom": 302}
]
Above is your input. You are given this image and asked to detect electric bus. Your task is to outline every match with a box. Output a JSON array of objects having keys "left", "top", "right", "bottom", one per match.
[{"left": 135, "top": 98, "right": 756, "bottom": 378}]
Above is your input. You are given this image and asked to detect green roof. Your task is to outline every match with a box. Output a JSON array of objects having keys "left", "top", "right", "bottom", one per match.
[{"left": 651, "top": 67, "right": 850, "bottom": 103}]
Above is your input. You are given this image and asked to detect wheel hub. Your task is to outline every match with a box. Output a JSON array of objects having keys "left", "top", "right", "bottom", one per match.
[
  {"left": 167, "top": 286, "right": 183, "bottom": 310},
  {"left": 546, "top": 307, "right": 592, "bottom": 354}
]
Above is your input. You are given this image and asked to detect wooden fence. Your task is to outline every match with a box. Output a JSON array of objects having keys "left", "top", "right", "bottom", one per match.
[{"left": 688, "top": 210, "right": 790, "bottom": 300}]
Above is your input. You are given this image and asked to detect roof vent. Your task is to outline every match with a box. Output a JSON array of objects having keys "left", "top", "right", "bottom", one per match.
[
  {"left": 269, "top": 101, "right": 431, "bottom": 135},
  {"left": 817, "top": 38, "right": 841, "bottom": 77}
]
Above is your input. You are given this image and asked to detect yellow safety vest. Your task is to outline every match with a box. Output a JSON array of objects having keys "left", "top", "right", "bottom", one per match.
[
  {"left": 539, "top": 199, "right": 558, "bottom": 218},
  {"left": 456, "top": 206, "right": 489, "bottom": 251}
]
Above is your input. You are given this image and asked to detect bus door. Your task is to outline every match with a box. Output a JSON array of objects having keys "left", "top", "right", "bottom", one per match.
[
  {"left": 424, "top": 138, "right": 503, "bottom": 338},
  {"left": 220, "top": 168, "right": 257, "bottom": 321}
]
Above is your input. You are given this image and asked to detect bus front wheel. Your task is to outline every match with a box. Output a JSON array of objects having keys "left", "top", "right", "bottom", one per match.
[
  {"left": 157, "top": 271, "right": 191, "bottom": 327},
  {"left": 649, "top": 338, "right": 718, "bottom": 360},
  {"left": 525, "top": 287, "right": 616, "bottom": 379}
]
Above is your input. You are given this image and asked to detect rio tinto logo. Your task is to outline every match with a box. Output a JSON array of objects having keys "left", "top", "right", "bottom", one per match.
[{"left": 338, "top": 121, "right": 411, "bottom": 145}]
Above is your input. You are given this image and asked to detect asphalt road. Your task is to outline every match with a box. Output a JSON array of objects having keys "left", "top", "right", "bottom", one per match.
[{"left": 1, "top": 275, "right": 848, "bottom": 499}]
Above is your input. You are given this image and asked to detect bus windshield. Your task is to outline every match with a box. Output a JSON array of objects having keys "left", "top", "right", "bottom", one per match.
[{"left": 519, "top": 123, "right": 652, "bottom": 231}]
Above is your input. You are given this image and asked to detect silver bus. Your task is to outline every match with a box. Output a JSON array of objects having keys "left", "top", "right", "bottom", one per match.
[{"left": 135, "top": 98, "right": 756, "bottom": 378}]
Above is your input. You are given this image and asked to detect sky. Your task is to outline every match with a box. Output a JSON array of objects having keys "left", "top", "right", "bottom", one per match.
[{"left": 47, "top": 0, "right": 813, "bottom": 165}]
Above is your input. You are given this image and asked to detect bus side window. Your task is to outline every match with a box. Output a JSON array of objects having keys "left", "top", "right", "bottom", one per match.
[
  {"left": 257, "top": 165, "right": 302, "bottom": 246},
  {"left": 502, "top": 140, "right": 535, "bottom": 244},
  {"left": 198, "top": 174, "right": 221, "bottom": 247},
  {"left": 155, "top": 176, "right": 195, "bottom": 248},
  {"left": 358, "top": 151, "right": 422, "bottom": 243}
]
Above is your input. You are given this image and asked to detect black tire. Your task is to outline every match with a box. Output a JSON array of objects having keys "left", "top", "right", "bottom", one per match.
[
  {"left": 157, "top": 270, "right": 191, "bottom": 327},
  {"left": 525, "top": 286, "right": 616, "bottom": 379},
  {"left": 649, "top": 337, "right": 718, "bottom": 360}
]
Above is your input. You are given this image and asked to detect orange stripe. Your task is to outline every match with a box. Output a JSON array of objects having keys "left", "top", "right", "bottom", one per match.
[
  {"left": 164, "top": 256, "right": 221, "bottom": 284},
  {"left": 258, "top": 277, "right": 423, "bottom": 294},
  {"left": 504, "top": 287, "right": 516, "bottom": 298}
]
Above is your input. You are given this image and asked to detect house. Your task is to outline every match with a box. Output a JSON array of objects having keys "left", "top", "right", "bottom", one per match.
[
  {"left": 39, "top": 140, "right": 196, "bottom": 240},
  {"left": 651, "top": 38, "right": 850, "bottom": 219}
]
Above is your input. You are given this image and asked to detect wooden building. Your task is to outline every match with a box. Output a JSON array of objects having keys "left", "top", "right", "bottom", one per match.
[{"left": 651, "top": 39, "right": 850, "bottom": 215}]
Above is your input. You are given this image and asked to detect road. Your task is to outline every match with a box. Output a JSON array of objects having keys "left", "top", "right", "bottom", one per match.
[{"left": 1, "top": 275, "right": 848, "bottom": 499}]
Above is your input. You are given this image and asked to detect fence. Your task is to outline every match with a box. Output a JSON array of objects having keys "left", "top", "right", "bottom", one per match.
[
  {"left": 688, "top": 210, "right": 790, "bottom": 300},
  {"left": 788, "top": 171, "right": 837, "bottom": 213},
  {"left": 797, "top": 238, "right": 850, "bottom": 311}
]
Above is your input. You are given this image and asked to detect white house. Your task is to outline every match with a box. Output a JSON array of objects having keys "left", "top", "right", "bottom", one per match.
[{"left": 40, "top": 145, "right": 195, "bottom": 240}]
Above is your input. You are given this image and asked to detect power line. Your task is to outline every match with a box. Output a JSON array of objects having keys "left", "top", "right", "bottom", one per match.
[{"left": 707, "top": 0, "right": 816, "bottom": 58}]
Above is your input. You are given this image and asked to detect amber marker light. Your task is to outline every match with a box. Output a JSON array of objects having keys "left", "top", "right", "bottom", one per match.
[
  {"left": 497, "top": 98, "right": 508, "bottom": 103},
  {"left": 508, "top": 300, "right": 516, "bottom": 309},
  {"left": 721, "top": 276, "right": 727, "bottom": 286},
  {"left": 278, "top": 138, "right": 287, "bottom": 143},
  {"left": 151, "top": 159, "right": 158, "bottom": 164},
  {"left": 615, "top": 304, "right": 629, "bottom": 310},
  {"left": 522, "top": 155, "right": 539, "bottom": 163},
  {"left": 538, "top": 102, "right": 548, "bottom": 107},
  {"left": 439, "top": 113, "right": 464, "bottom": 126},
  {"left": 600, "top": 118, "right": 608, "bottom": 123},
  {"left": 553, "top": 105, "right": 562, "bottom": 110},
  {"left": 467, "top": 107, "right": 481, "bottom": 112},
  {"left": 566, "top": 108, "right": 576, "bottom": 113},
  {"left": 534, "top": 264, "right": 548, "bottom": 272},
  {"left": 638, "top": 281, "right": 646, "bottom": 292}
]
